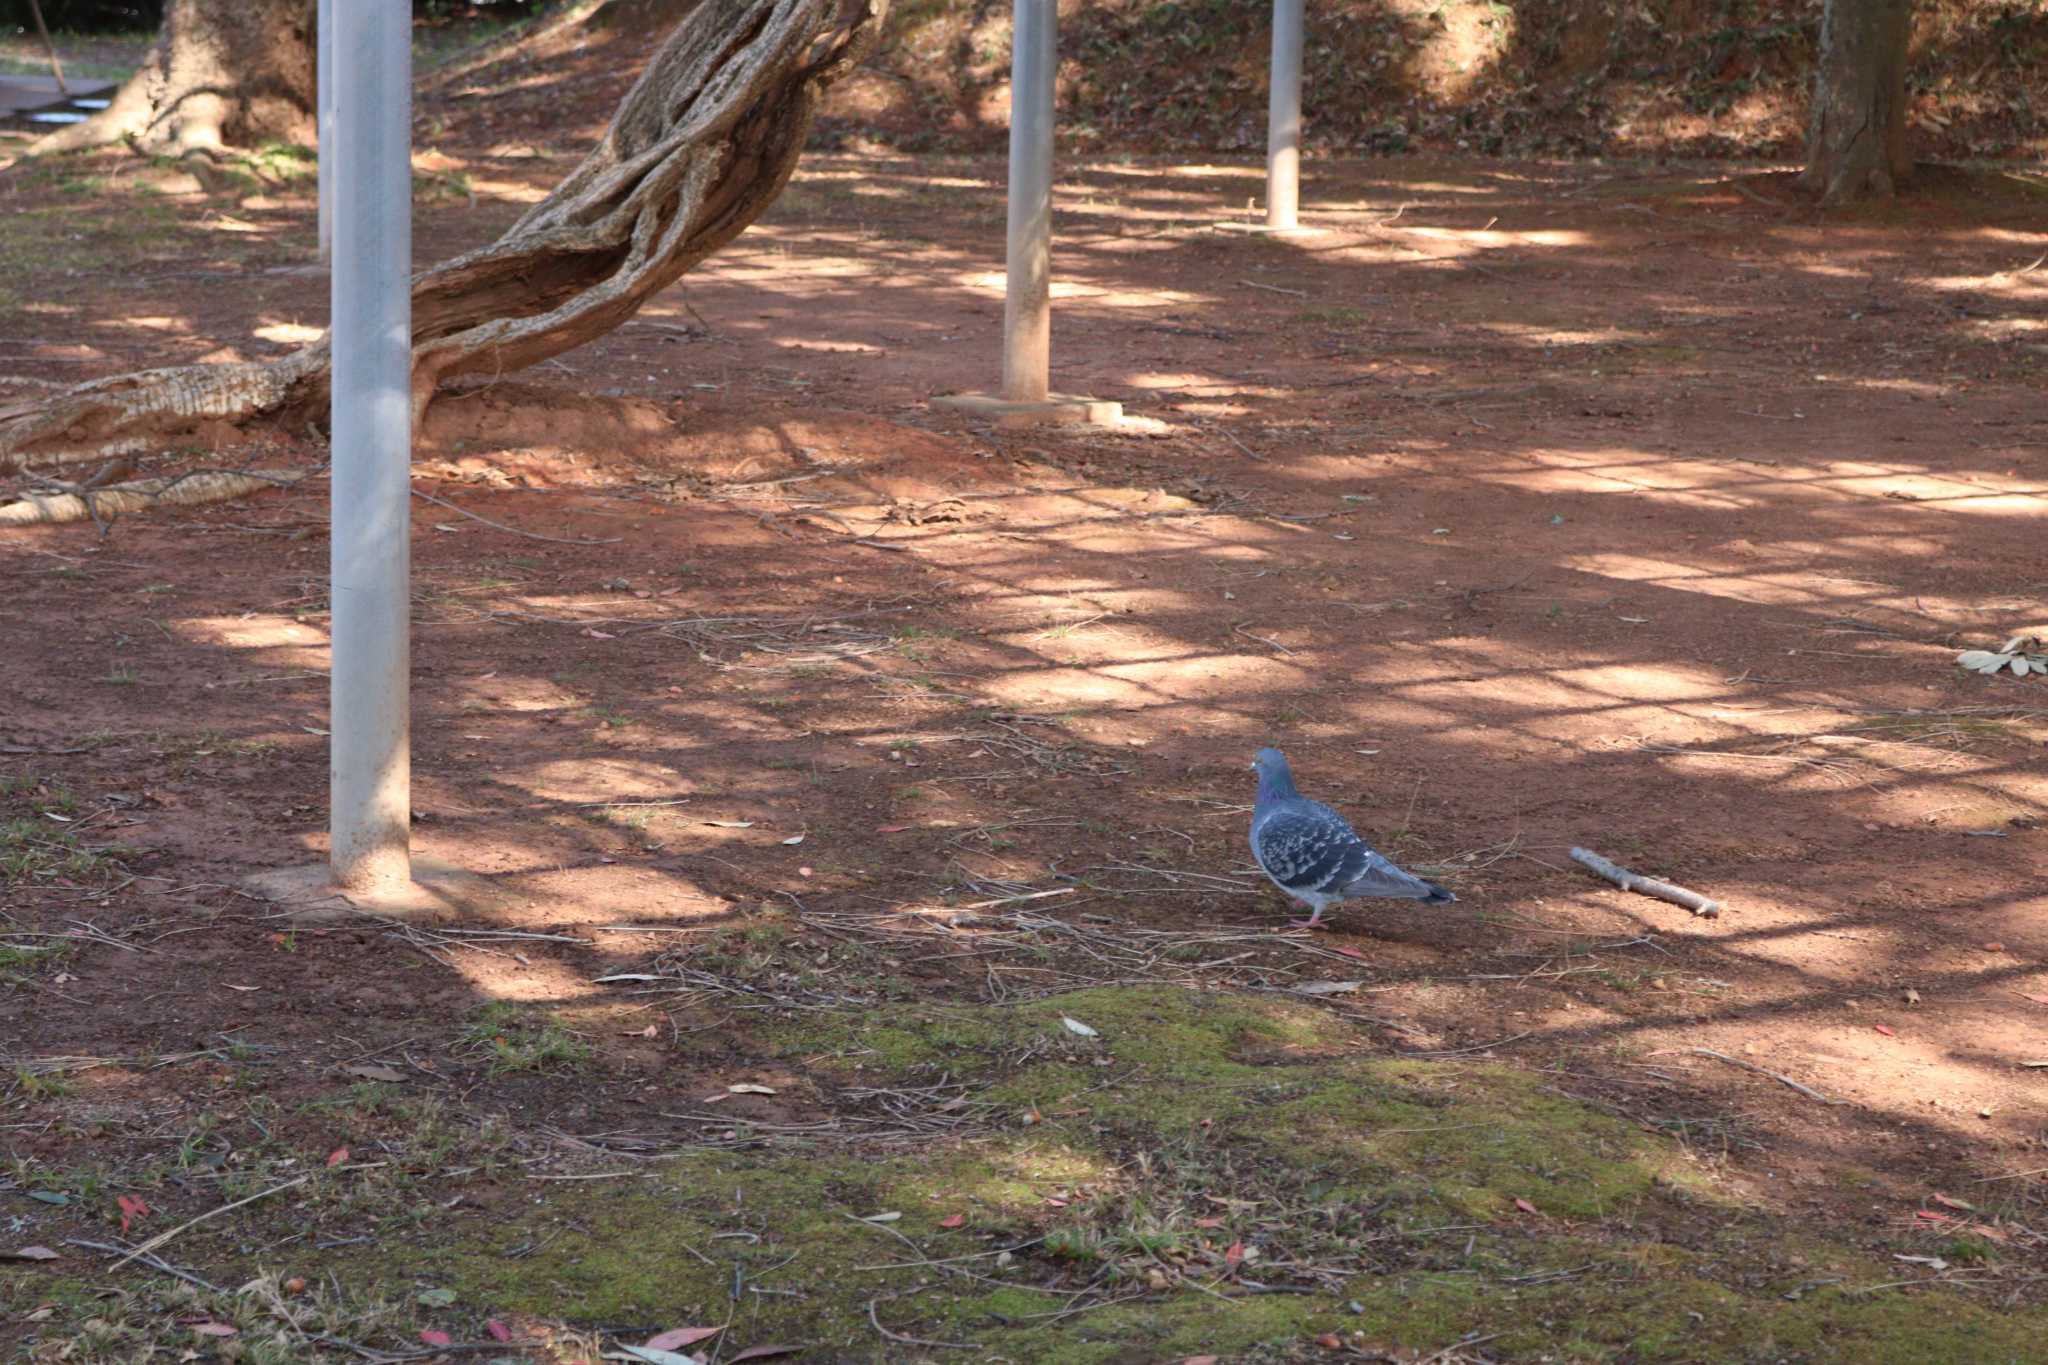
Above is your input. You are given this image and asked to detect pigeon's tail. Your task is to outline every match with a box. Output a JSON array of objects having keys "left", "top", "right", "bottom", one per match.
[{"left": 1420, "top": 880, "right": 1457, "bottom": 904}]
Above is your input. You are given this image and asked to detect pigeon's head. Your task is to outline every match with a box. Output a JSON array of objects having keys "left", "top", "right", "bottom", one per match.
[{"left": 1251, "top": 747, "right": 1297, "bottom": 799}]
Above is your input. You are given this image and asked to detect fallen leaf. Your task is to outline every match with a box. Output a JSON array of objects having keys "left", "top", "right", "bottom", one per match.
[
  {"left": 2017, "top": 993, "right": 2048, "bottom": 1006},
  {"left": 1224, "top": 1240, "right": 1245, "bottom": 1267},
  {"left": 1182, "top": 1357, "right": 1221, "bottom": 1365},
  {"left": 191, "top": 1323, "right": 238, "bottom": 1338},
  {"left": 1316, "top": 1334, "right": 1344, "bottom": 1350},
  {"left": 117, "top": 1194, "right": 150, "bottom": 1234},
  {"left": 937, "top": 1213, "right": 966, "bottom": 1229},
  {"left": 1904, "top": 988, "right": 1921, "bottom": 1006},
  {"left": 1290, "top": 979, "right": 1364, "bottom": 996},
  {"left": 728, "top": 1347, "right": 803, "bottom": 1363},
  {"left": 1916, "top": 1209, "right": 1959, "bottom": 1223},
  {"left": 1984, "top": 943, "right": 2006, "bottom": 953},
  {"left": 704, "top": 820, "right": 755, "bottom": 829},
  {"left": 645, "top": 1326, "right": 724, "bottom": 1351},
  {"left": 27, "top": 1191, "right": 68, "bottom": 1206},
  {"left": 781, "top": 833, "right": 806, "bottom": 846},
  {"left": 1931, "top": 1193, "right": 1976, "bottom": 1211},
  {"left": 1329, "top": 945, "right": 1368, "bottom": 959},
  {"left": 1061, "top": 1016, "right": 1099, "bottom": 1038},
  {"left": 1895, "top": 1253, "right": 1950, "bottom": 1270},
  {"left": 341, "top": 1064, "right": 406, "bottom": 1083},
  {"left": 416, "top": 1287, "right": 457, "bottom": 1308},
  {"left": 727, "top": 1083, "right": 778, "bottom": 1095},
  {"left": 594, "top": 973, "right": 665, "bottom": 983},
  {"left": 1195, "top": 1216, "right": 1224, "bottom": 1228},
  {"left": 418, "top": 1329, "right": 453, "bottom": 1346},
  {"left": 486, "top": 1320, "right": 514, "bottom": 1343},
  {"left": 581, "top": 627, "right": 615, "bottom": 640},
  {"left": 1873, "top": 1024, "right": 1896, "bottom": 1037},
  {"left": 635, "top": 1024, "right": 660, "bottom": 1038},
  {"left": 0, "top": 1246, "right": 58, "bottom": 1261},
  {"left": 876, "top": 824, "right": 912, "bottom": 833},
  {"left": 1515, "top": 1198, "right": 1541, "bottom": 1215},
  {"left": 222, "top": 984, "right": 261, "bottom": 992},
  {"left": 860, "top": 1211, "right": 902, "bottom": 1222},
  {"left": 326, "top": 1147, "right": 350, "bottom": 1168}
]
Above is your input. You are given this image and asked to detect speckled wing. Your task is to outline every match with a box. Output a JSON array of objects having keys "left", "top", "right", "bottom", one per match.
[{"left": 1250, "top": 800, "right": 1371, "bottom": 896}]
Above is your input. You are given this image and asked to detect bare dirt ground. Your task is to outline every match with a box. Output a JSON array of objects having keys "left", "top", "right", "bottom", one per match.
[{"left": 3, "top": 75, "right": 2048, "bottom": 1365}]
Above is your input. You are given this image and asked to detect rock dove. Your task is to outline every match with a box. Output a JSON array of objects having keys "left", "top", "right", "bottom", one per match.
[{"left": 1249, "top": 747, "right": 1454, "bottom": 927}]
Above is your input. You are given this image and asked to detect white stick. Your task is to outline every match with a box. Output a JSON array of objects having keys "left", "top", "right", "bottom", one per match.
[
  {"left": 1569, "top": 847, "right": 1720, "bottom": 918},
  {"left": 1000, "top": 0, "right": 1055, "bottom": 403},
  {"left": 1265, "top": 0, "right": 1304, "bottom": 230},
  {"left": 329, "top": 0, "right": 413, "bottom": 894}
]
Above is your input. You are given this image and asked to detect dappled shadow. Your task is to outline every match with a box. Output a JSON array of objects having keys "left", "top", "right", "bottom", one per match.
[{"left": 4, "top": 150, "right": 2048, "bottom": 1344}]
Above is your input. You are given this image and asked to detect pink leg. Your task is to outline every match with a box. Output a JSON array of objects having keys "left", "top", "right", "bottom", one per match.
[{"left": 1287, "top": 903, "right": 1325, "bottom": 930}]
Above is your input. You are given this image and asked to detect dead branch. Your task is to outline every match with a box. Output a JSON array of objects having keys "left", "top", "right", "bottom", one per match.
[{"left": 1569, "top": 846, "right": 1722, "bottom": 918}]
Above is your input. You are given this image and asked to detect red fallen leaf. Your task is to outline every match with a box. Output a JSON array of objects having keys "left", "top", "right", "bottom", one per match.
[
  {"left": 646, "top": 1326, "right": 723, "bottom": 1350},
  {"left": 1984, "top": 943, "right": 2006, "bottom": 953},
  {"left": 1873, "top": 1024, "right": 1896, "bottom": 1037},
  {"left": 1224, "top": 1240, "right": 1245, "bottom": 1267},
  {"left": 728, "top": 1347, "right": 803, "bottom": 1363},
  {"left": 1515, "top": 1198, "right": 1540, "bottom": 1215},
  {"left": 1917, "top": 1209, "right": 1958, "bottom": 1223},
  {"left": 1315, "top": 1334, "right": 1344, "bottom": 1350},
  {"left": 326, "top": 1146, "right": 350, "bottom": 1167},
  {"left": 1932, "top": 1193, "right": 1976, "bottom": 1211},
  {"left": 486, "top": 1320, "right": 513, "bottom": 1343},
  {"left": 876, "top": 824, "right": 913, "bottom": 833},
  {"left": 117, "top": 1194, "right": 150, "bottom": 1235},
  {"left": 1043, "top": 1197, "right": 1067, "bottom": 1207},
  {"left": 418, "top": 1329, "right": 453, "bottom": 1346},
  {"left": 190, "top": 1323, "right": 238, "bottom": 1338},
  {"left": 1194, "top": 1216, "right": 1224, "bottom": 1229},
  {"left": 1329, "top": 946, "right": 1367, "bottom": 959},
  {"left": 938, "top": 1213, "right": 966, "bottom": 1229}
]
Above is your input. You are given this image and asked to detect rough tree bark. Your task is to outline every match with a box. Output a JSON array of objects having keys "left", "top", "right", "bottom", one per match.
[
  {"left": 0, "top": 0, "right": 887, "bottom": 502},
  {"left": 1799, "top": 0, "right": 1913, "bottom": 206},
  {"left": 31, "top": 0, "right": 317, "bottom": 157}
]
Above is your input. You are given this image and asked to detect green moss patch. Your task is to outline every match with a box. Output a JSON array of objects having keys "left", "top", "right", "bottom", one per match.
[{"left": 13, "top": 986, "right": 2045, "bottom": 1363}]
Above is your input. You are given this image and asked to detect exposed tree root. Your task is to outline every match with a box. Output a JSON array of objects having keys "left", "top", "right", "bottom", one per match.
[
  {"left": 0, "top": 469, "right": 305, "bottom": 526},
  {"left": 1, "top": 0, "right": 887, "bottom": 486}
]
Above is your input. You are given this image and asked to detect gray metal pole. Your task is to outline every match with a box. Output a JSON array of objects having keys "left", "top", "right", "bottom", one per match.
[
  {"left": 329, "top": 0, "right": 412, "bottom": 894},
  {"left": 318, "top": 0, "right": 335, "bottom": 262},
  {"left": 1000, "top": 0, "right": 1055, "bottom": 403},
  {"left": 1266, "top": 0, "right": 1304, "bottom": 230}
]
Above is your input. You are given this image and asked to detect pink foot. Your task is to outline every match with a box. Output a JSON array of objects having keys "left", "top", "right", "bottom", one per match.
[{"left": 1288, "top": 911, "right": 1326, "bottom": 930}]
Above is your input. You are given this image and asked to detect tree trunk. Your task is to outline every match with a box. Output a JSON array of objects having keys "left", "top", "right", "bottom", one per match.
[
  {"left": 1799, "top": 0, "right": 1913, "bottom": 206},
  {"left": 31, "top": 0, "right": 317, "bottom": 157},
  {"left": 0, "top": 0, "right": 888, "bottom": 485}
]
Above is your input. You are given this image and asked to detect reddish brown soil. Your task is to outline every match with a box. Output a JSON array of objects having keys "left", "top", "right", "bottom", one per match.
[{"left": 3, "top": 101, "right": 2048, "bottom": 1360}]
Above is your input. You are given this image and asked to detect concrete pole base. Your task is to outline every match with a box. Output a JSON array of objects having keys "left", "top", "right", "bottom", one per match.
[
  {"left": 1214, "top": 220, "right": 1327, "bottom": 236},
  {"left": 931, "top": 391, "right": 1129, "bottom": 429},
  {"left": 244, "top": 857, "right": 521, "bottom": 926}
]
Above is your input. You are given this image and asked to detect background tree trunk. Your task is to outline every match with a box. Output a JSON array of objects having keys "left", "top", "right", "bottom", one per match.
[
  {"left": 0, "top": 0, "right": 887, "bottom": 486},
  {"left": 1799, "top": 0, "right": 1913, "bottom": 206},
  {"left": 31, "top": 0, "right": 317, "bottom": 157}
]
